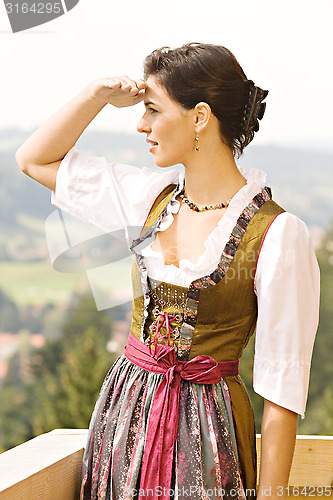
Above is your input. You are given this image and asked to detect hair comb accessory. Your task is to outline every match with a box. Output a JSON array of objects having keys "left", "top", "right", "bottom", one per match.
[{"left": 243, "top": 82, "right": 269, "bottom": 133}]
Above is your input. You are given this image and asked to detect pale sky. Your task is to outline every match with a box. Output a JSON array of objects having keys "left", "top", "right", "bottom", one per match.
[{"left": 1, "top": 0, "right": 333, "bottom": 151}]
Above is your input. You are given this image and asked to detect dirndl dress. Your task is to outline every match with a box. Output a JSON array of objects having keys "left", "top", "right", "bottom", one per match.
[{"left": 80, "top": 186, "right": 283, "bottom": 500}]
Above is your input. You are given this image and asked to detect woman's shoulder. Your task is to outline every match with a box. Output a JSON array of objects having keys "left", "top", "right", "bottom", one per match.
[
  {"left": 257, "top": 210, "right": 319, "bottom": 275},
  {"left": 265, "top": 210, "right": 312, "bottom": 243}
]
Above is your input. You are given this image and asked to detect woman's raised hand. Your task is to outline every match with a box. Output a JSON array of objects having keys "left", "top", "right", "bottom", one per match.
[
  {"left": 88, "top": 77, "right": 148, "bottom": 108},
  {"left": 16, "top": 76, "right": 148, "bottom": 191}
]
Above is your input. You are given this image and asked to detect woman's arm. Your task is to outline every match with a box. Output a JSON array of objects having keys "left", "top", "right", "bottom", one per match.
[
  {"left": 257, "top": 399, "right": 298, "bottom": 500},
  {"left": 15, "top": 77, "right": 147, "bottom": 190}
]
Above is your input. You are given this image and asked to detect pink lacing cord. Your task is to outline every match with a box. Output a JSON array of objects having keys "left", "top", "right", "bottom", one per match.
[{"left": 149, "top": 312, "right": 176, "bottom": 355}]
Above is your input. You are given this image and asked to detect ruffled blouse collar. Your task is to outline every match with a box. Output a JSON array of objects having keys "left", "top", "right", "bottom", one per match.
[{"left": 141, "top": 166, "right": 267, "bottom": 282}]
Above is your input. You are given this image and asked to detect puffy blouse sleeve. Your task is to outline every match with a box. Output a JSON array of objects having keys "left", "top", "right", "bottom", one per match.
[
  {"left": 51, "top": 146, "right": 180, "bottom": 234},
  {"left": 253, "top": 212, "right": 320, "bottom": 417}
]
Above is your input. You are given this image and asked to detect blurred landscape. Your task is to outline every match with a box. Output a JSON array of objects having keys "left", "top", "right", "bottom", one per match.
[{"left": 0, "top": 128, "right": 332, "bottom": 451}]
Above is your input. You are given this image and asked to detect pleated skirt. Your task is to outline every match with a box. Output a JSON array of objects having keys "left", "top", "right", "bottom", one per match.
[{"left": 80, "top": 354, "right": 255, "bottom": 500}]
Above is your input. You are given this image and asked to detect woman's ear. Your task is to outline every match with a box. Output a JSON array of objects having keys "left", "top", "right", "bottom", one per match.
[{"left": 194, "top": 102, "right": 211, "bottom": 132}]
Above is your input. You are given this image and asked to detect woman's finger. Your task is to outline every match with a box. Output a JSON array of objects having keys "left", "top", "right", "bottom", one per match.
[
  {"left": 118, "top": 75, "right": 139, "bottom": 92},
  {"left": 131, "top": 90, "right": 146, "bottom": 103},
  {"left": 136, "top": 79, "right": 148, "bottom": 90},
  {"left": 102, "top": 77, "right": 131, "bottom": 91}
]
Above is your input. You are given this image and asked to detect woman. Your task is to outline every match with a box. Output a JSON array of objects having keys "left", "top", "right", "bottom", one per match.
[{"left": 16, "top": 43, "right": 319, "bottom": 500}]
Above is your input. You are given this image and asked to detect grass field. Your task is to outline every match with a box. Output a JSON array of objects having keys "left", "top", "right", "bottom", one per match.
[
  {"left": 0, "top": 259, "right": 134, "bottom": 307},
  {"left": 0, "top": 260, "right": 83, "bottom": 305}
]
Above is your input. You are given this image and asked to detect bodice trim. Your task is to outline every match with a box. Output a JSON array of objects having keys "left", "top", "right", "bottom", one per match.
[{"left": 131, "top": 186, "right": 272, "bottom": 361}]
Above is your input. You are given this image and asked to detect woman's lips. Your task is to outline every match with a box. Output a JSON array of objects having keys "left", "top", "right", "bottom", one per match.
[{"left": 146, "top": 138, "right": 158, "bottom": 153}]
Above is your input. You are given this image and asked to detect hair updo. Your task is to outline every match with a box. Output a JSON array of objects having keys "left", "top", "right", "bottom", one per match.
[{"left": 143, "top": 43, "right": 268, "bottom": 158}]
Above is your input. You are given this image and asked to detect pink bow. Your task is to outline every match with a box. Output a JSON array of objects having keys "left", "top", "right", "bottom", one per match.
[{"left": 124, "top": 326, "right": 238, "bottom": 499}]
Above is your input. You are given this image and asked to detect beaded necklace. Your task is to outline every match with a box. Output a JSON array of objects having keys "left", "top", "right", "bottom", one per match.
[{"left": 179, "top": 187, "right": 230, "bottom": 212}]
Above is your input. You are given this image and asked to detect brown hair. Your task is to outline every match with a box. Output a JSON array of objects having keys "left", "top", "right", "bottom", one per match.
[{"left": 143, "top": 43, "right": 267, "bottom": 157}]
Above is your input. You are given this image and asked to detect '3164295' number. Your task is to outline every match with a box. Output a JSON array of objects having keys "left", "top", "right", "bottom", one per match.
[{"left": 5, "top": 3, "right": 62, "bottom": 14}]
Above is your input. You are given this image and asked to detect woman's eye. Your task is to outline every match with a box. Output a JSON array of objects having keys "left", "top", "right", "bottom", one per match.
[{"left": 149, "top": 108, "right": 158, "bottom": 114}]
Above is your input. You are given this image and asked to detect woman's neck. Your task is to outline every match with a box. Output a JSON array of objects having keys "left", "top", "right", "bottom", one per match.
[{"left": 182, "top": 140, "right": 246, "bottom": 207}]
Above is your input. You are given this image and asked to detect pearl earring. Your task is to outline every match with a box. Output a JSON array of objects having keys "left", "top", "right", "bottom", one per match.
[{"left": 195, "top": 135, "right": 199, "bottom": 152}]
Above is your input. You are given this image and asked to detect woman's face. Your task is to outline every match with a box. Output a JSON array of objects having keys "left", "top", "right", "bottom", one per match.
[{"left": 137, "top": 76, "right": 196, "bottom": 168}]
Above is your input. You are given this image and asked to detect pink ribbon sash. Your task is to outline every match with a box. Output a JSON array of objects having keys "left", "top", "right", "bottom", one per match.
[{"left": 124, "top": 314, "right": 239, "bottom": 499}]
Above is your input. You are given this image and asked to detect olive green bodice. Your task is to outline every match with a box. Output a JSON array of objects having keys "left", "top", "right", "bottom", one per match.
[
  {"left": 130, "top": 188, "right": 284, "bottom": 363},
  {"left": 129, "top": 183, "right": 285, "bottom": 492}
]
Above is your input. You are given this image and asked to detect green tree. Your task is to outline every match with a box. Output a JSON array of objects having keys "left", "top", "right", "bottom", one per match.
[
  {"left": 31, "top": 294, "right": 117, "bottom": 434},
  {"left": 298, "top": 220, "right": 333, "bottom": 434},
  {"left": 0, "top": 384, "right": 35, "bottom": 452},
  {"left": 32, "top": 323, "right": 117, "bottom": 433},
  {"left": 0, "top": 293, "right": 119, "bottom": 450},
  {"left": 0, "top": 289, "right": 20, "bottom": 332},
  {"left": 299, "top": 385, "right": 333, "bottom": 435}
]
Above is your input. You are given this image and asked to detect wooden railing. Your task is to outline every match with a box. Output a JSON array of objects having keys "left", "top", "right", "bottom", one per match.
[
  {"left": 0, "top": 431, "right": 332, "bottom": 499},
  {"left": 0, "top": 429, "right": 87, "bottom": 500},
  {"left": 257, "top": 435, "right": 333, "bottom": 498}
]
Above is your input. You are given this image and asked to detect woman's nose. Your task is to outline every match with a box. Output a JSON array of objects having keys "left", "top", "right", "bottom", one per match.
[{"left": 137, "top": 115, "right": 151, "bottom": 134}]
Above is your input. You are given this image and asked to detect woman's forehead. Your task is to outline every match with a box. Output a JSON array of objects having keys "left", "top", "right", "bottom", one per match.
[
  {"left": 144, "top": 76, "right": 168, "bottom": 103},
  {"left": 144, "top": 76, "right": 184, "bottom": 111}
]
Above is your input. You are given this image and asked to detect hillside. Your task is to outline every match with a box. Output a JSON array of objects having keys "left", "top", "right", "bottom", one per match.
[{"left": 0, "top": 128, "right": 332, "bottom": 259}]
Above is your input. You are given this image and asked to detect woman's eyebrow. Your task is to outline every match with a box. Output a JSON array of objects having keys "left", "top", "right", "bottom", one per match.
[{"left": 144, "top": 99, "right": 158, "bottom": 107}]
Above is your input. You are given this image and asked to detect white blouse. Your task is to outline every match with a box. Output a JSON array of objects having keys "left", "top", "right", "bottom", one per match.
[{"left": 50, "top": 147, "right": 320, "bottom": 418}]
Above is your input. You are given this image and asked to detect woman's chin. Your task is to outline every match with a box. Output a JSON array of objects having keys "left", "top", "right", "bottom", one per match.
[{"left": 153, "top": 156, "right": 177, "bottom": 169}]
